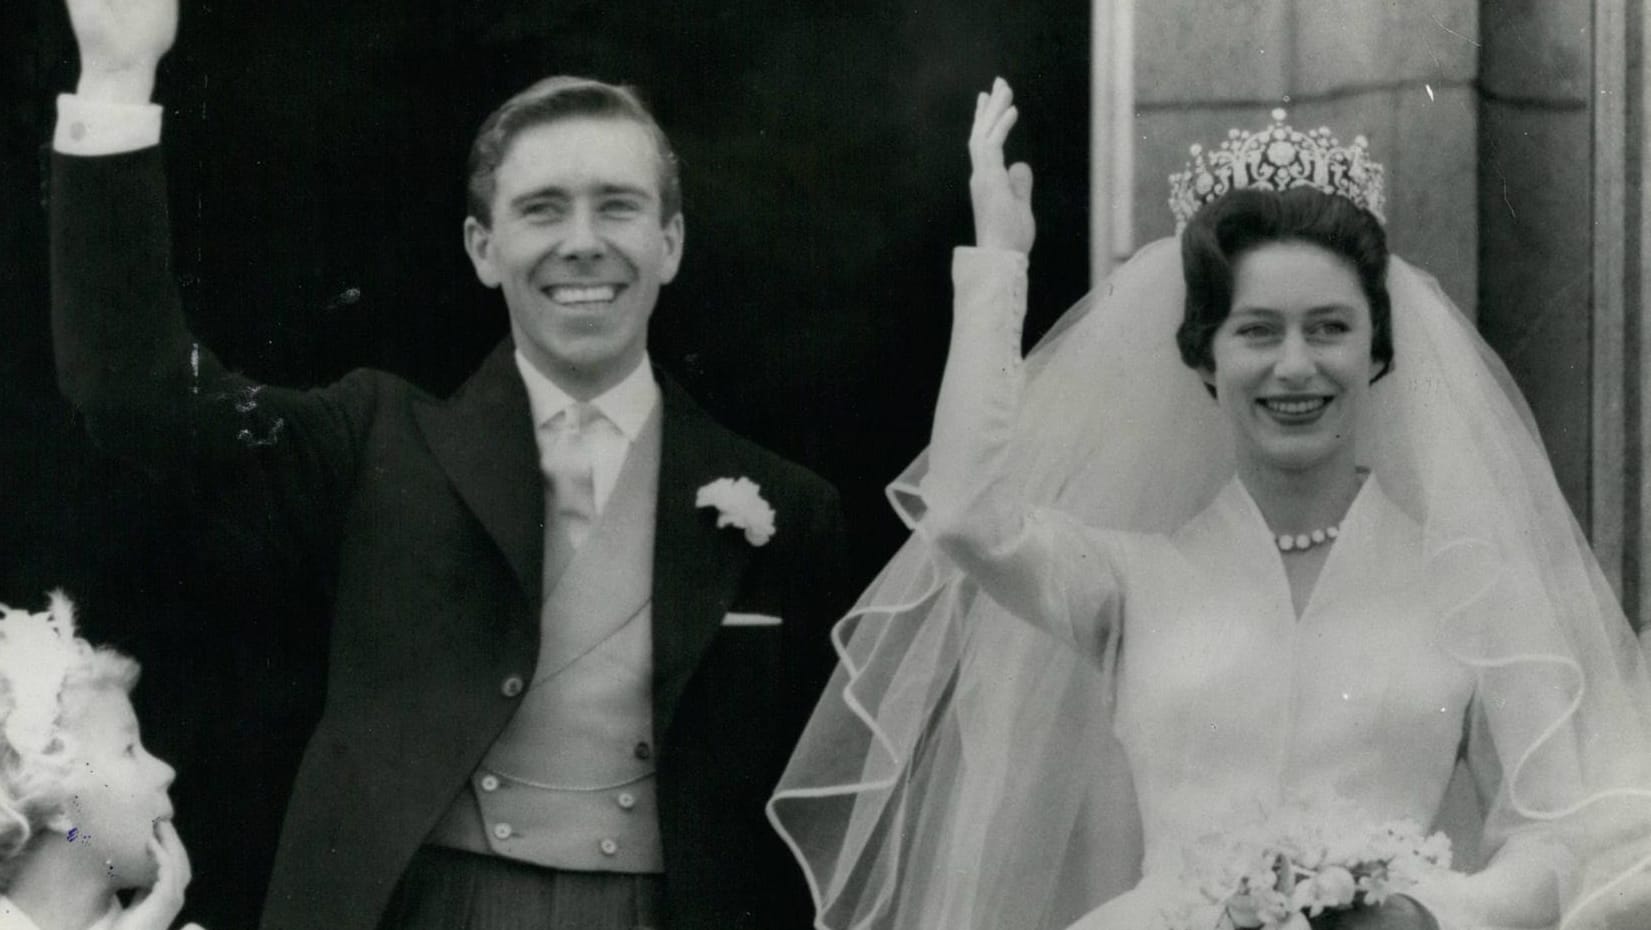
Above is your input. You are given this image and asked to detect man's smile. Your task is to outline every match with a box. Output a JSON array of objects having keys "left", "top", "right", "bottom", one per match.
[{"left": 543, "top": 283, "right": 623, "bottom": 306}]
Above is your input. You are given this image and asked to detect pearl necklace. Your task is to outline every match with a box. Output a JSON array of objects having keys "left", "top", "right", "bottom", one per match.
[{"left": 1276, "top": 524, "right": 1340, "bottom": 552}]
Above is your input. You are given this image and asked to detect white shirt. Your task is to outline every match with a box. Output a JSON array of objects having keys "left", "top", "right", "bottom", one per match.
[
  {"left": 514, "top": 353, "right": 659, "bottom": 516},
  {"left": 54, "top": 94, "right": 162, "bottom": 155}
]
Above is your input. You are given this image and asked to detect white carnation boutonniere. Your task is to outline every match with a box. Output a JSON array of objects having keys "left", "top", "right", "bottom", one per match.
[{"left": 696, "top": 477, "right": 777, "bottom": 547}]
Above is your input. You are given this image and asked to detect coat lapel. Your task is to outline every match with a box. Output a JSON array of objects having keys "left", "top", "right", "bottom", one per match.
[
  {"left": 652, "top": 374, "right": 756, "bottom": 738},
  {"left": 413, "top": 340, "right": 545, "bottom": 606},
  {"left": 414, "top": 355, "right": 752, "bottom": 736}
]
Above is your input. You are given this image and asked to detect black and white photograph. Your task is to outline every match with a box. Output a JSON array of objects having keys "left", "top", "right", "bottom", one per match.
[{"left": 2, "top": 2, "right": 1650, "bottom": 929}]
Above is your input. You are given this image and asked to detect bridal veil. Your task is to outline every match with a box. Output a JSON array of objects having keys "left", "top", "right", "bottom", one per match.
[{"left": 768, "top": 237, "right": 1651, "bottom": 930}]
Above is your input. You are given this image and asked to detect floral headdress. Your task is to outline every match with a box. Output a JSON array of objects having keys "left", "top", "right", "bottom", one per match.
[
  {"left": 1168, "top": 108, "right": 1386, "bottom": 231},
  {"left": 0, "top": 592, "right": 90, "bottom": 762}
]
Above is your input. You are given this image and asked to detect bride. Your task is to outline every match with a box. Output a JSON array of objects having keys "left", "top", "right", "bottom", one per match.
[{"left": 770, "top": 80, "right": 1651, "bottom": 930}]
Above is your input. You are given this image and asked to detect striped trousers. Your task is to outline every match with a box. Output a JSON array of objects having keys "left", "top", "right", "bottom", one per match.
[{"left": 378, "top": 846, "right": 665, "bottom": 930}]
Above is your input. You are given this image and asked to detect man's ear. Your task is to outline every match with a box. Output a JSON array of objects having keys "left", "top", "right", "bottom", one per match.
[
  {"left": 658, "top": 212, "right": 685, "bottom": 285},
  {"left": 463, "top": 217, "right": 501, "bottom": 288}
]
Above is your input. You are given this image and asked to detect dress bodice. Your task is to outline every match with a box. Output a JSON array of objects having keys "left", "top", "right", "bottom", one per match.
[
  {"left": 894, "top": 247, "right": 1616, "bottom": 930},
  {"left": 1102, "top": 477, "right": 1476, "bottom": 877}
]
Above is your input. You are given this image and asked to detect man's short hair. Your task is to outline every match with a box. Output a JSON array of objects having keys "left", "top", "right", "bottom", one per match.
[{"left": 466, "top": 76, "right": 682, "bottom": 226}]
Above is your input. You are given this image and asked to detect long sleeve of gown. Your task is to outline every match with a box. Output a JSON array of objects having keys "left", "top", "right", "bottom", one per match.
[
  {"left": 918, "top": 246, "right": 1121, "bottom": 658},
  {"left": 1406, "top": 695, "right": 1575, "bottom": 930}
]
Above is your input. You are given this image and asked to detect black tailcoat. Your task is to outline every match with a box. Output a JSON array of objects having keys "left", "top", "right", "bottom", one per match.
[{"left": 51, "top": 148, "right": 849, "bottom": 930}]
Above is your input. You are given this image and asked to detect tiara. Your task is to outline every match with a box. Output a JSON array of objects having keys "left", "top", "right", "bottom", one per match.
[
  {"left": 1168, "top": 109, "right": 1386, "bottom": 231},
  {"left": 0, "top": 591, "right": 88, "bottom": 760}
]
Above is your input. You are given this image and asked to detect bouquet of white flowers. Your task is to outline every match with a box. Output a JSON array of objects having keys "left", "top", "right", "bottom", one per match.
[{"left": 1161, "top": 795, "right": 1453, "bottom": 930}]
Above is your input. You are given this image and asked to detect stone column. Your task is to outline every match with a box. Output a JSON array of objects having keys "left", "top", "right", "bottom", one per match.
[
  {"left": 1477, "top": 0, "right": 1595, "bottom": 536},
  {"left": 1585, "top": 0, "right": 1651, "bottom": 622}
]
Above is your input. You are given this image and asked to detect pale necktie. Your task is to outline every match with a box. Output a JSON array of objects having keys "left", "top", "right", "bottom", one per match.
[{"left": 542, "top": 402, "right": 598, "bottom": 589}]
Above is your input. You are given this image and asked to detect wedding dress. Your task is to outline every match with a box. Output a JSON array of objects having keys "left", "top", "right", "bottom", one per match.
[
  {"left": 977, "top": 473, "right": 1499, "bottom": 925},
  {"left": 770, "top": 241, "right": 1651, "bottom": 930}
]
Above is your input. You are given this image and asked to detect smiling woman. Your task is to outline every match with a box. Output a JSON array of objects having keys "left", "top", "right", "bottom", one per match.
[
  {"left": 1214, "top": 246, "right": 1374, "bottom": 468},
  {"left": 772, "top": 88, "right": 1651, "bottom": 930},
  {"left": 1171, "top": 187, "right": 1396, "bottom": 610}
]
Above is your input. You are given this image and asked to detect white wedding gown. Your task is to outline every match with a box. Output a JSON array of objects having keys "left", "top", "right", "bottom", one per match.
[
  {"left": 916, "top": 248, "right": 1575, "bottom": 930},
  {"left": 771, "top": 243, "right": 1651, "bottom": 930}
]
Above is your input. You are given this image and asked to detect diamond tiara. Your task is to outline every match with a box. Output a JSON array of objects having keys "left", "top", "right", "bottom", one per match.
[{"left": 1168, "top": 109, "right": 1386, "bottom": 231}]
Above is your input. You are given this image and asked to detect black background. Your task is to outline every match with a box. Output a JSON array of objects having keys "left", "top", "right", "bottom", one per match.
[{"left": 2, "top": 1, "right": 1089, "bottom": 923}]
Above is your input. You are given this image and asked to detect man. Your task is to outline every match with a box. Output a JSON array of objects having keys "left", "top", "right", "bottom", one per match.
[{"left": 49, "top": 0, "right": 849, "bottom": 928}]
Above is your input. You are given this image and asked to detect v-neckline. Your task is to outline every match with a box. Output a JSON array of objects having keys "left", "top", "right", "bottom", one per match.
[{"left": 1226, "top": 474, "right": 1379, "bottom": 624}]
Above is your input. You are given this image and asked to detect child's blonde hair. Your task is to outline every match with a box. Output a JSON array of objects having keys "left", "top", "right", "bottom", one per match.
[{"left": 0, "top": 592, "right": 140, "bottom": 889}]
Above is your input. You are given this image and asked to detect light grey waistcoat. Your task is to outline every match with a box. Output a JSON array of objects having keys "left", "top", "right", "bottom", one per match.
[{"left": 429, "top": 408, "right": 663, "bottom": 872}]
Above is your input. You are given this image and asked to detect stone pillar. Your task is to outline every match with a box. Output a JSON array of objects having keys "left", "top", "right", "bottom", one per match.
[
  {"left": 1586, "top": 0, "right": 1651, "bottom": 623},
  {"left": 1476, "top": 0, "right": 1595, "bottom": 535}
]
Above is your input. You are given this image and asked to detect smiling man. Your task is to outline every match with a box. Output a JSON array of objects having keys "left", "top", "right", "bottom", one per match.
[
  {"left": 47, "top": 2, "right": 849, "bottom": 929},
  {"left": 463, "top": 82, "right": 686, "bottom": 400}
]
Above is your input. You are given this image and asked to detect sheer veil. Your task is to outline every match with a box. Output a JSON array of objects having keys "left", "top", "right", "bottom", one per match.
[{"left": 767, "top": 237, "right": 1651, "bottom": 930}]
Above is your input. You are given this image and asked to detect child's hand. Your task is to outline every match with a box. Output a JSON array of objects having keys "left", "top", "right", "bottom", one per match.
[{"left": 111, "top": 820, "right": 199, "bottom": 930}]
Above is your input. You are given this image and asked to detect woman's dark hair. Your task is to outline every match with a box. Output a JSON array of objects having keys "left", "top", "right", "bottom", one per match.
[{"left": 1177, "top": 187, "right": 1393, "bottom": 381}]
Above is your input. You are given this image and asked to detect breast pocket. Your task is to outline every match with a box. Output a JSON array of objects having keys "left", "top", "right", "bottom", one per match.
[{"left": 722, "top": 611, "right": 783, "bottom": 628}]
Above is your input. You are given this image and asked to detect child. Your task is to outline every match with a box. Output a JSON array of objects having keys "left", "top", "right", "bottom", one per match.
[{"left": 0, "top": 592, "right": 197, "bottom": 930}]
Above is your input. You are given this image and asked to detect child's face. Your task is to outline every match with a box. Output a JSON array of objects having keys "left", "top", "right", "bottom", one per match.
[{"left": 59, "top": 687, "right": 176, "bottom": 889}]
